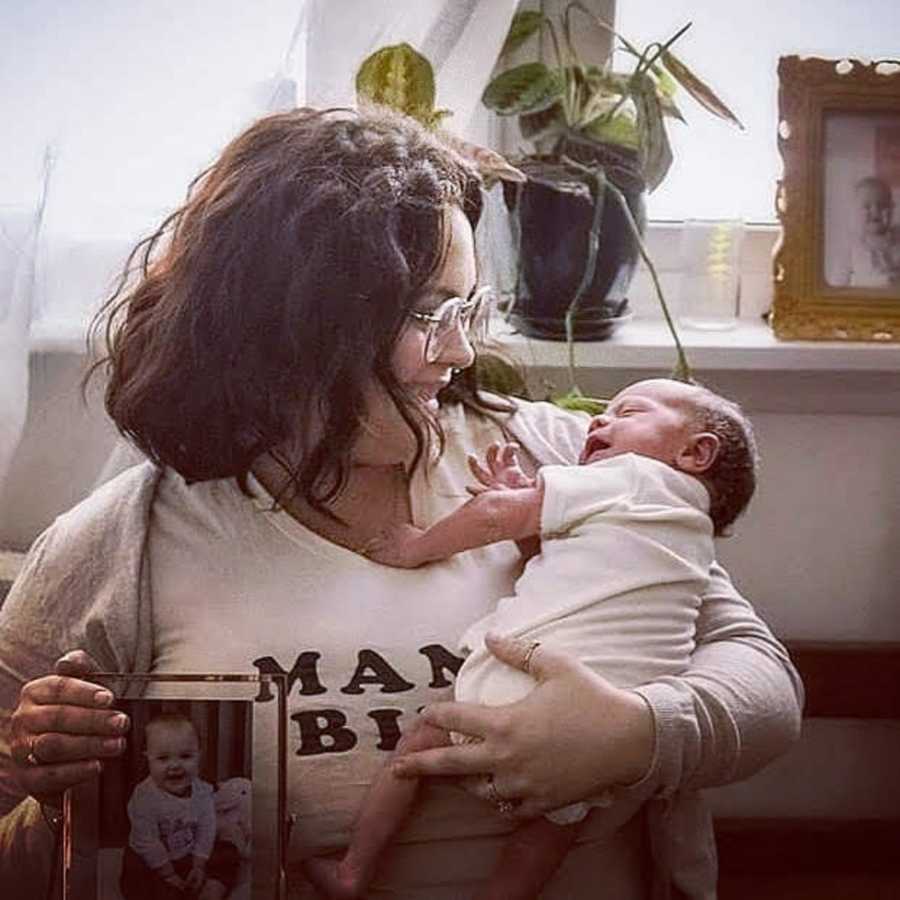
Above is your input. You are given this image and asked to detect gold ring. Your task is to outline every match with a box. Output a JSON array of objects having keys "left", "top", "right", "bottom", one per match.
[
  {"left": 25, "top": 736, "right": 41, "bottom": 767},
  {"left": 484, "top": 775, "right": 516, "bottom": 816},
  {"left": 522, "top": 640, "right": 541, "bottom": 675}
]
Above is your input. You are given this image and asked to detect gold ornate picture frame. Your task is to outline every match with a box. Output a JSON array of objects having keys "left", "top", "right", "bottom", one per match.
[{"left": 772, "top": 55, "right": 900, "bottom": 341}]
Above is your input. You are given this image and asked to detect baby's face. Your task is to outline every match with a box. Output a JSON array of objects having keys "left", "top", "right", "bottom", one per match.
[
  {"left": 856, "top": 184, "right": 893, "bottom": 236},
  {"left": 145, "top": 721, "right": 200, "bottom": 797},
  {"left": 579, "top": 379, "right": 698, "bottom": 467}
]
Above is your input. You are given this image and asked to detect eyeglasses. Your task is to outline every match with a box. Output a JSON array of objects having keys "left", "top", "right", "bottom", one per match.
[{"left": 407, "top": 285, "right": 494, "bottom": 363}]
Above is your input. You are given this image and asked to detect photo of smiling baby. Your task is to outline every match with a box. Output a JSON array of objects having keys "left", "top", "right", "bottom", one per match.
[
  {"left": 81, "top": 700, "right": 254, "bottom": 900},
  {"left": 119, "top": 712, "right": 240, "bottom": 899}
]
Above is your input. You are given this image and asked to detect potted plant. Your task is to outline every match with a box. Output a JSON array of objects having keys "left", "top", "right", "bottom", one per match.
[{"left": 481, "top": 2, "right": 743, "bottom": 344}]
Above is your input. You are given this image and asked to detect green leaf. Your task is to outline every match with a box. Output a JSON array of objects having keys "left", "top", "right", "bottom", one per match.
[
  {"left": 582, "top": 111, "right": 639, "bottom": 150},
  {"left": 551, "top": 388, "right": 608, "bottom": 416},
  {"left": 499, "top": 10, "right": 545, "bottom": 57},
  {"left": 474, "top": 353, "right": 530, "bottom": 399},
  {"left": 355, "top": 43, "right": 437, "bottom": 126},
  {"left": 654, "top": 68, "right": 678, "bottom": 100},
  {"left": 519, "top": 102, "right": 566, "bottom": 141},
  {"left": 482, "top": 62, "right": 565, "bottom": 116},
  {"left": 425, "top": 108, "right": 454, "bottom": 129},
  {"left": 585, "top": 67, "right": 630, "bottom": 95},
  {"left": 658, "top": 93, "right": 686, "bottom": 123},
  {"left": 632, "top": 74, "right": 673, "bottom": 191},
  {"left": 661, "top": 50, "right": 744, "bottom": 130}
]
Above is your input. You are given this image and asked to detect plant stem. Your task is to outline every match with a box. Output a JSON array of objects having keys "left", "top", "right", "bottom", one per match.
[
  {"left": 637, "top": 22, "right": 692, "bottom": 78},
  {"left": 560, "top": 162, "right": 607, "bottom": 393},
  {"left": 604, "top": 181, "right": 692, "bottom": 381},
  {"left": 543, "top": 19, "right": 574, "bottom": 124},
  {"left": 563, "top": 153, "right": 692, "bottom": 382}
]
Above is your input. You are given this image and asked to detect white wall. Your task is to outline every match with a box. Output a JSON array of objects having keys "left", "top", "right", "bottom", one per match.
[
  {"left": 513, "top": 359, "right": 900, "bottom": 820},
  {"left": 1, "top": 344, "right": 899, "bottom": 820},
  {"left": 4, "top": 355, "right": 898, "bottom": 644}
]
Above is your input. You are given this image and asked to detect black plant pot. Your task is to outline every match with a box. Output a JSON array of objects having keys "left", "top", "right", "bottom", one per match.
[{"left": 503, "top": 153, "right": 647, "bottom": 341}]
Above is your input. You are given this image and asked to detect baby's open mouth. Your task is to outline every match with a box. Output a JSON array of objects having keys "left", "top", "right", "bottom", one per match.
[
  {"left": 585, "top": 434, "right": 610, "bottom": 454},
  {"left": 580, "top": 433, "right": 611, "bottom": 463}
]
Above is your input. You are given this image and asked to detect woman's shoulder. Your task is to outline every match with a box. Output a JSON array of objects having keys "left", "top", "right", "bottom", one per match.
[
  {"left": 0, "top": 461, "right": 161, "bottom": 653},
  {"left": 49, "top": 460, "right": 162, "bottom": 548},
  {"left": 468, "top": 394, "right": 590, "bottom": 467}
]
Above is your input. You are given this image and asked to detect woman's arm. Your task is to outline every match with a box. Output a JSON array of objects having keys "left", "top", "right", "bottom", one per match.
[
  {"left": 391, "top": 565, "right": 802, "bottom": 818},
  {"left": 0, "top": 464, "right": 157, "bottom": 877},
  {"left": 633, "top": 563, "right": 803, "bottom": 792}
]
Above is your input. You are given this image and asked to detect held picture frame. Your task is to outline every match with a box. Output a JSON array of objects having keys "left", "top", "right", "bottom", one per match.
[
  {"left": 772, "top": 55, "right": 900, "bottom": 341},
  {"left": 63, "top": 673, "right": 287, "bottom": 900}
]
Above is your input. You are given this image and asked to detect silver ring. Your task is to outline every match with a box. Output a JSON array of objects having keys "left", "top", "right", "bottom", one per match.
[
  {"left": 522, "top": 640, "right": 541, "bottom": 675},
  {"left": 484, "top": 775, "right": 516, "bottom": 816},
  {"left": 25, "top": 736, "right": 41, "bottom": 767}
]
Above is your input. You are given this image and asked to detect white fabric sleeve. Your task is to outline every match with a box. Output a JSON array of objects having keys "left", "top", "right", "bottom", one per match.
[{"left": 538, "top": 455, "right": 638, "bottom": 538}]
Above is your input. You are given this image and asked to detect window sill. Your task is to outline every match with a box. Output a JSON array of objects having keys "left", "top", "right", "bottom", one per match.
[
  {"left": 494, "top": 316, "right": 900, "bottom": 416},
  {"left": 494, "top": 316, "right": 900, "bottom": 373},
  {"left": 29, "top": 314, "right": 900, "bottom": 415}
]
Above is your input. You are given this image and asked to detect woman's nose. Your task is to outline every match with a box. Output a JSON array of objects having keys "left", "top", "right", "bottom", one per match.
[{"left": 434, "top": 320, "right": 476, "bottom": 369}]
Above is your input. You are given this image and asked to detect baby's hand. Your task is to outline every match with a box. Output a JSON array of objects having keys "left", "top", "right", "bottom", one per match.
[
  {"left": 163, "top": 873, "right": 187, "bottom": 892},
  {"left": 467, "top": 442, "right": 535, "bottom": 494},
  {"left": 363, "top": 524, "right": 430, "bottom": 568}
]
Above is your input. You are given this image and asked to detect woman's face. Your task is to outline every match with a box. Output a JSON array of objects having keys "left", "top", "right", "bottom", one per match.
[{"left": 353, "top": 205, "right": 478, "bottom": 466}]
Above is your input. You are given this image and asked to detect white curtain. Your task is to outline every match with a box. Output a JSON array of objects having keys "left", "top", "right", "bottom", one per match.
[
  {"left": 0, "top": 2, "right": 519, "bottom": 494},
  {"left": 302, "top": 0, "right": 521, "bottom": 304},
  {"left": 304, "top": 0, "right": 517, "bottom": 143}
]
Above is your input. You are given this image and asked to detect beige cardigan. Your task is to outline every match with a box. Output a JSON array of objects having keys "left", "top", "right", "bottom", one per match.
[{"left": 0, "top": 440, "right": 803, "bottom": 898}]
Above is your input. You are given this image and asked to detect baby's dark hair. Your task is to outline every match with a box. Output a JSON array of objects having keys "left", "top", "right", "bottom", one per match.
[
  {"left": 855, "top": 175, "right": 893, "bottom": 206},
  {"left": 684, "top": 385, "right": 758, "bottom": 536},
  {"left": 145, "top": 711, "right": 200, "bottom": 747}
]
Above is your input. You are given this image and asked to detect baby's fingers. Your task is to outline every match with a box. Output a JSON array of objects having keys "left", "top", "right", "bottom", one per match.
[
  {"left": 467, "top": 453, "right": 494, "bottom": 487},
  {"left": 498, "top": 443, "right": 521, "bottom": 469},
  {"left": 484, "top": 442, "right": 501, "bottom": 472}
]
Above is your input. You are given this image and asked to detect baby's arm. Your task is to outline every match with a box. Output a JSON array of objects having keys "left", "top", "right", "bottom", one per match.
[
  {"left": 127, "top": 794, "right": 183, "bottom": 887},
  {"left": 366, "top": 446, "right": 544, "bottom": 568},
  {"left": 186, "top": 791, "right": 216, "bottom": 888}
]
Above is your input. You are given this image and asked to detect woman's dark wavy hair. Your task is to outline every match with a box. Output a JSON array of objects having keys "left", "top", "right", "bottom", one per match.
[{"left": 88, "top": 106, "right": 510, "bottom": 513}]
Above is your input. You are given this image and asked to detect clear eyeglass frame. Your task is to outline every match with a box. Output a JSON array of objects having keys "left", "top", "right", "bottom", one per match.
[{"left": 408, "top": 285, "right": 494, "bottom": 363}]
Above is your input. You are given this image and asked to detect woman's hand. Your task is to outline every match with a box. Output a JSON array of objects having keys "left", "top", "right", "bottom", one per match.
[
  {"left": 391, "top": 634, "right": 655, "bottom": 820},
  {"left": 8, "top": 650, "right": 129, "bottom": 806}
]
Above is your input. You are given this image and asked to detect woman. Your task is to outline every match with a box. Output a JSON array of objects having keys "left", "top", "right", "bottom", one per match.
[{"left": 0, "top": 107, "right": 802, "bottom": 898}]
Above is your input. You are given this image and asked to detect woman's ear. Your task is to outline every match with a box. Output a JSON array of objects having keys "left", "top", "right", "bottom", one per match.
[{"left": 676, "top": 432, "right": 720, "bottom": 473}]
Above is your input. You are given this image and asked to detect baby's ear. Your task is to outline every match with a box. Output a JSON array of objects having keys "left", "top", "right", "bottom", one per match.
[{"left": 676, "top": 432, "right": 720, "bottom": 474}]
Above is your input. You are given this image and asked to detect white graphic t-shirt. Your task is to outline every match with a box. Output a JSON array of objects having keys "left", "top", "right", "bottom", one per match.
[{"left": 146, "top": 401, "right": 647, "bottom": 898}]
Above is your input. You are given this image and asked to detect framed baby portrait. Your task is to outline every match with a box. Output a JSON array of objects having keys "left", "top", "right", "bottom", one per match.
[
  {"left": 771, "top": 55, "right": 900, "bottom": 341},
  {"left": 63, "top": 674, "right": 287, "bottom": 900}
]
